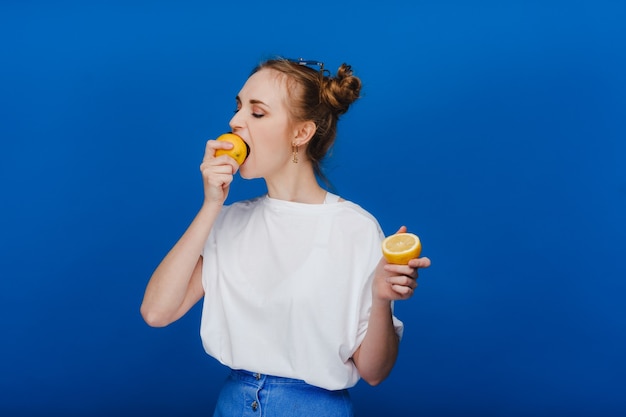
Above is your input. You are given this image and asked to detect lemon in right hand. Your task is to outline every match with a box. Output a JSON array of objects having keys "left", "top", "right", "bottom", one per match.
[
  {"left": 382, "top": 233, "right": 422, "bottom": 264},
  {"left": 215, "top": 133, "right": 249, "bottom": 165}
]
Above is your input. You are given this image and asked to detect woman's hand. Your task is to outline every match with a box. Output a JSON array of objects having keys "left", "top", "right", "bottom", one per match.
[
  {"left": 372, "top": 226, "right": 431, "bottom": 302},
  {"left": 200, "top": 139, "right": 241, "bottom": 205}
]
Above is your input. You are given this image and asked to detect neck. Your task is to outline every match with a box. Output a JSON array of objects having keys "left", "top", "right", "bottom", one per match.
[{"left": 265, "top": 161, "right": 327, "bottom": 204}]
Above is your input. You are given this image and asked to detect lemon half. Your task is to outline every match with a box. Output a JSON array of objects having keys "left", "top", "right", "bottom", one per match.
[
  {"left": 215, "top": 133, "right": 249, "bottom": 165},
  {"left": 382, "top": 233, "right": 422, "bottom": 264}
]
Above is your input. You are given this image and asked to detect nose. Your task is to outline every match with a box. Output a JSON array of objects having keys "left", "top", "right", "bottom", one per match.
[{"left": 229, "top": 110, "right": 243, "bottom": 133}]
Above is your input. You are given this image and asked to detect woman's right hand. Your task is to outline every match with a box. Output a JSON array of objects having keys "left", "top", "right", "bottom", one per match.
[{"left": 200, "top": 138, "right": 241, "bottom": 205}]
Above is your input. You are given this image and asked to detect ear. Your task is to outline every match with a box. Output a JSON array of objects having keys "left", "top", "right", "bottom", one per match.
[{"left": 293, "top": 120, "right": 317, "bottom": 146}]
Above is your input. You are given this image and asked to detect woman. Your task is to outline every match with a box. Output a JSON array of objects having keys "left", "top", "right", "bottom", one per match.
[{"left": 141, "top": 57, "right": 431, "bottom": 416}]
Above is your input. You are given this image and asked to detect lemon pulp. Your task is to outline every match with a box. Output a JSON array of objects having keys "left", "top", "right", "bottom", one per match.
[{"left": 382, "top": 233, "right": 422, "bottom": 264}]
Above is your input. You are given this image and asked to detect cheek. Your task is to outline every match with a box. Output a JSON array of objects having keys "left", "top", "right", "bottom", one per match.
[
  {"left": 252, "top": 130, "right": 290, "bottom": 160},
  {"left": 238, "top": 142, "right": 290, "bottom": 178}
]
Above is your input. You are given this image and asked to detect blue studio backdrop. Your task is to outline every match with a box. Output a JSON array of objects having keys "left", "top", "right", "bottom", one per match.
[{"left": 1, "top": 1, "right": 625, "bottom": 416}]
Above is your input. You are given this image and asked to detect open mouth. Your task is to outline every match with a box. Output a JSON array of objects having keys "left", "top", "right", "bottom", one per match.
[{"left": 243, "top": 140, "right": 250, "bottom": 160}]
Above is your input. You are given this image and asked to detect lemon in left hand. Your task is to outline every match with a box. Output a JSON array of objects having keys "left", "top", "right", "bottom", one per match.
[{"left": 382, "top": 232, "right": 422, "bottom": 264}]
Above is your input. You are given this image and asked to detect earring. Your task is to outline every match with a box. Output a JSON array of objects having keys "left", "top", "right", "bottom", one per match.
[{"left": 292, "top": 144, "right": 299, "bottom": 164}]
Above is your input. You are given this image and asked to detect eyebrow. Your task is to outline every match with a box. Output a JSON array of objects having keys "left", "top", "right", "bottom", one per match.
[{"left": 235, "top": 96, "right": 270, "bottom": 107}]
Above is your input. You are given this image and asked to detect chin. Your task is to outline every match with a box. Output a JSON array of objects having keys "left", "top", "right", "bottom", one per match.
[{"left": 238, "top": 166, "right": 256, "bottom": 180}]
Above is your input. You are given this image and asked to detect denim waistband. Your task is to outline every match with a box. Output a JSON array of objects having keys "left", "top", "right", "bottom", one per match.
[{"left": 229, "top": 369, "right": 308, "bottom": 386}]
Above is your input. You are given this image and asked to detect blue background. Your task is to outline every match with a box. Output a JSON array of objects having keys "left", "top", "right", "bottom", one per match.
[{"left": 1, "top": 1, "right": 625, "bottom": 416}]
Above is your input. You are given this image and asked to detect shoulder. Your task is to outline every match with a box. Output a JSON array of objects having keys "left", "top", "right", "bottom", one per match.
[
  {"left": 340, "top": 200, "right": 378, "bottom": 222},
  {"left": 333, "top": 199, "right": 384, "bottom": 240},
  {"left": 336, "top": 199, "right": 380, "bottom": 225}
]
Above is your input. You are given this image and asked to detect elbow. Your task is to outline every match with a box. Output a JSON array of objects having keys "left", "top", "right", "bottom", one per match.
[
  {"left": 352, "top": 348, "right": 396, "bottom": 387},
  {"left": 361, "top": 373, "right": 389, "bottom": 387},
  {"left": 363, "top": 377, "right": 383, "bottom": 387},
  {"left": 358, "top": 365, "right": 393, "bottom": 386},
  {"left": 140, "top": 304, "right": 171, "bottom": 328}
]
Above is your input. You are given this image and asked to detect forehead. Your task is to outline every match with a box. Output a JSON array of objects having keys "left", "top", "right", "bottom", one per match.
[{"left": 238, "top": 68, "right": 288, "bottom": 106}]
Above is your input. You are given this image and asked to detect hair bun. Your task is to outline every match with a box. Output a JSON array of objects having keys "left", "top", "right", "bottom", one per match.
[{"left": 321, "top": 63, "right": 362, "bottom": 116}]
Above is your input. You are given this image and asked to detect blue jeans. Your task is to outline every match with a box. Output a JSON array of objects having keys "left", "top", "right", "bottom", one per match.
[{"left": 212, "top": 369, "right": 354, "bottom": 417}]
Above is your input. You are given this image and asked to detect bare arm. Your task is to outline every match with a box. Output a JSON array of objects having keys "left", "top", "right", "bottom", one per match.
[
  {"left": 352, "top": 226, "right": 431, "bottom": 385},
  {"left": 140, "top": 139, "right": 240, "bottom": 327},
  {"left": 351, "top": 296, "right": 400, "bottom": 386},
  {"left": 140, "top": 204, "right": 220, "bottom": 327}
]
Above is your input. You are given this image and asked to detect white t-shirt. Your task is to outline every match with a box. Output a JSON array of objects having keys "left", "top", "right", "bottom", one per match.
[{"left": 200, "top": 193, "right": 404, "bottom": 390}]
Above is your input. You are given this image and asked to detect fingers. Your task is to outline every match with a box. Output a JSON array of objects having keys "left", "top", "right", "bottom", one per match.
[
  {"left": 391, "top": 283, "right": 417, "bottom": 297},
  {"left": 383, "top": 258, "right": 429, "bottom": 279},
  {"left": 200, "top": 161, "right": 238, "bottom": 198},
  {"left": 200, "top": 159, "right": 238, "bottom": 178},
  {"left": 387, "top": 276, "right": 418, "bottom": 298},
  {"left": 408, "top": 256, "right": 431, "bottom": 269},
  {"left": 375, "top": 262, "right": 423, "bottom": 301},
  {"left": 200, "top": 139, "right": 239, "bottom": 179},
  {"left": 200, "top": 139, "right": 240, "bottom": 204},
  {"left": 203, "top": 138, "right": 233, "bottom": 161},
  {"left": 380, "top": 255, "right": 430, "bottom": 300},
  {"left": 375, "top": 241, "right": 430, "bottom": 301},
  {"left": 387, "top": 275, "right": 417, "bottom": 289},
  {"left": 394, "top": 225, "right": 407, "bottom": 234},
  {"left": 384, "top": 263, "right": 415, "bottom": 276}
]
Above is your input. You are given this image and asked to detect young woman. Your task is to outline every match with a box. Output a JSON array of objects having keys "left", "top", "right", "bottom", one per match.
[{"left": 141, "top": 57, "right": 431, "bottom": 416}]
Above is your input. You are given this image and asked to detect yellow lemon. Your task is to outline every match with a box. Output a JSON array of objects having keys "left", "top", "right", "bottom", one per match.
[
  {"left": 382, "top": 233, "right": 422, "bottom": 264},
  {"left": 215, "top": 133, "right": 249, "bottom": 165}
]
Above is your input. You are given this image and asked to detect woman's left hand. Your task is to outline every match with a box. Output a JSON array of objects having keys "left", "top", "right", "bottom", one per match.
[
  {"left": 374, "top": 257, "right": 431, "bottom": 301},
  {"left": 373, "top": 230, "right": 431, "bottom": 302}
]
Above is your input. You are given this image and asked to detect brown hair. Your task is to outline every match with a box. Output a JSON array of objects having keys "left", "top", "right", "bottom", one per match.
[{"left": 252, "top": 57, "right": 362, "bottom": 182}]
